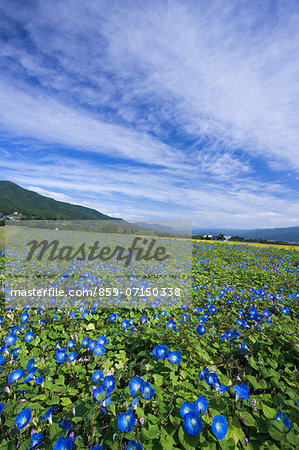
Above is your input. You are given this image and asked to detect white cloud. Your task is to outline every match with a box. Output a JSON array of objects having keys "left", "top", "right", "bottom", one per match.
[
  {"left": 26, "top": 186, "right": 75, "bottom": 203},
  {"left": 0, "top": 80, "right": 189, "bottom": 171},
  {"left": 0, "top": 150, "right": 298, "bottom": 228}
]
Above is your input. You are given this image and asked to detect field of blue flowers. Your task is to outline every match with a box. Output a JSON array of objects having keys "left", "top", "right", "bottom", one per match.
[{"left": 0, "top": 241, "right": 298, "bottom": 449}]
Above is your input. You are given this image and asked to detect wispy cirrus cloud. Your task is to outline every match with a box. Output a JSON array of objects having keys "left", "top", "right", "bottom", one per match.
[
  {"left": 0, "top": 80, "right": 190, "bottom": 170},
  {"left": 0, "top": 148, "right": 298, "bottom": 228}
]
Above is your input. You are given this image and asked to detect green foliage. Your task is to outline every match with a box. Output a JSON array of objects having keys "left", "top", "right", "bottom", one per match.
[
  {"left": 0, "top": 241, "right": 298, "bottom": 448},
  {"left": 0, "top": 181, "right": 113, "bottom": 220}
]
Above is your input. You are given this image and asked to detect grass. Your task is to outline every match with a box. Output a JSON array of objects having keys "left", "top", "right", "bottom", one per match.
[
  {"left": 0, "top": 225, "right": 298, "bottom": 251},
  {"left": 193, "top": 238, "right": 299, "bottom": 251}
]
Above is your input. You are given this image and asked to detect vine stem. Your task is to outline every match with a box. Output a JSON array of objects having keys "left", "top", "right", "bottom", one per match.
[
  {"left": 157, "top": 407, "right": 174, "bottom": 426},
  {"left": 74, "top": 405, "right": 99, "bottom": 442},
  {"left": 89, "top": 411, "right": 95, "bottom": 449}
]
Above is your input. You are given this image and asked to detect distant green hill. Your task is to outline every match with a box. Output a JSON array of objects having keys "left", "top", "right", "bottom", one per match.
[{"left": 0, "top": 181, "right": 116, "bottom": 220}]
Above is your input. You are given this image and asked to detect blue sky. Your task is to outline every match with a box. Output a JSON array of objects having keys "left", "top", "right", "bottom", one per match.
[{"left": 0, "top": 0, "right": 298, "bottom": 228}]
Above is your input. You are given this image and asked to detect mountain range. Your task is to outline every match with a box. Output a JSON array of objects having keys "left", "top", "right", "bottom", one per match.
[
  {"left": 0, "top": 181, "right": 181, "bottom": 237},
  {"left": 0, "top": 181, "right": 116, "bottom": 220}
]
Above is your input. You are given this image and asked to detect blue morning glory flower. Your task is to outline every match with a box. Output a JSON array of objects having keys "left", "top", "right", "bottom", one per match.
[
  {"left": 5, "top": 333, "right": 17, "bottom": 346},
  {"left": 53, "top": 437, "right": 74, "bottom": 450},
  {"left": 24, "top": 332, "right": 35, "bottom": 343},
  {"left": 27, "top": 358, "right": 35, "bottom": 372},
  {"left": 93, "top": 386, "right": 104, "bottom": 403},
  {"left": 206, "top": 372, "right": 218, "bottom": 387},
  {"left": 15, "top": 407, "right": 32, "bottom": 430},
  {"left": 94, "top": 344, "right": 105, "bottom": 357},
  {"left": 121, "top": 319, "right": 130, "bottom": 329},
  {"left": 40, "top": 406, "right": 57, "bottom": 424},
  {"left": 152, "top": 344, "right": 169, "bottom": 359},
  {"left": 29, "top": 432, "right": 44, "bottom": 449},
  {"left": 109, "top": 313, "right": 119, "bottom": 322},
  {"left": 53, "top": 340, "right": 61, "bottom": 349},
  {"left": 102, "top": 395, "right": 111, "bottom": 414},
  {"left": 68, "top": 351, "right": 78, "bottom": 362},
  {"left": 233, "top": 383, "right": 250, "bottom": 401},
  {"left": 140, "top": 315, "right": 148, "bottom": 323},
  {"left": 24, "top": 368, "right": 37, "bottom": 383},
  {"left": 60, "top": 419, "right": 72, "bottom": 432},
  {"left": 125, "top": 441, "right": 143, "bottom": 449},
  {"left": 91, "top": 446, "right": 102, "bottom": 450},
  {"left": 82, "top": 311, "right": 90, "bottom": 320},
  {"left": 168, "top": 350, "right": 182, "bottom": 364},
  {"left": 129, "top": 396, "right": 139, "bottom": 411},
  {"left": 198, "top": 368, "right": 209, "bottom": 380},
  {"left": 55, "top": 348, "right": 68, "bottom": 363},
  {"left": 103, "top": 375, "right": 116, "bottom": 394},
  {"left": 92, "top": 370, "right": 104, "bottom": 383},
  {"left": 81, "top": 337, "right": 89, "bottom": 346},
  {"left": 212, "top": 415, "right": 228, "bottom": 440},
  {"left": 129, "top": 376, "right": 144, "bottom": 396},
  {"left": 20, "top": 312, "right": 29, "bottom": 323},
  {"left": 0, "top": 404, "right": 5, "bottom": 415},
  {"left": 97, "top": 336, "right": 107, "bottom": 346},
  {"left": 67, "top": 340, "right": 75, "bottom": 349},
  {"left": 8, "top": 368, "right": 24, "bottom": 384},
  {"left": 9, "top": 326, "right": 19, "bottom": 334},
  {"left": 0, "top": 354, "right": 5, "bottom": 365},
  {"left": 88, "top": 340, "right": 96, "bottom": 351},
  {"left": 262, "top": 309, "right": 270, "bottom": 318},
  {"left": 195, "top": 395, "right": 208, "bottom": 414},
  {"left": 118, "top": 411, "right": 136, "bottom": 432},
  {"left": 196, "top": 325, "right": 206, "bottom": 335},
  {"left": 216, "top": 384, "right": 229, "bottom": 394},
  {"left": 209, "top": 306, "right": 217, "bottom": 314},
  {"left": 166, "top": 319, "right": 176, "bottom": 330},
  {"left": 180, "top": 402, "right": 195, "bottom": 418},
  {"left": 240, "top": 341, "right": 248, "bottom": 350},
  {"left": 224, "top": 330, "right": 233, "bottom": 339},
  {"left": 35, "top": 375, "right": 44, "bottom": 385},
  {"left": 141, "top": 381, "right": 155, "bottom": 401},
  {"left": 183, "top": 411, "right": 203, "bottom": 435},
  {"left": 275, "top": 412, "right": 291, "bottom": 429}
]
